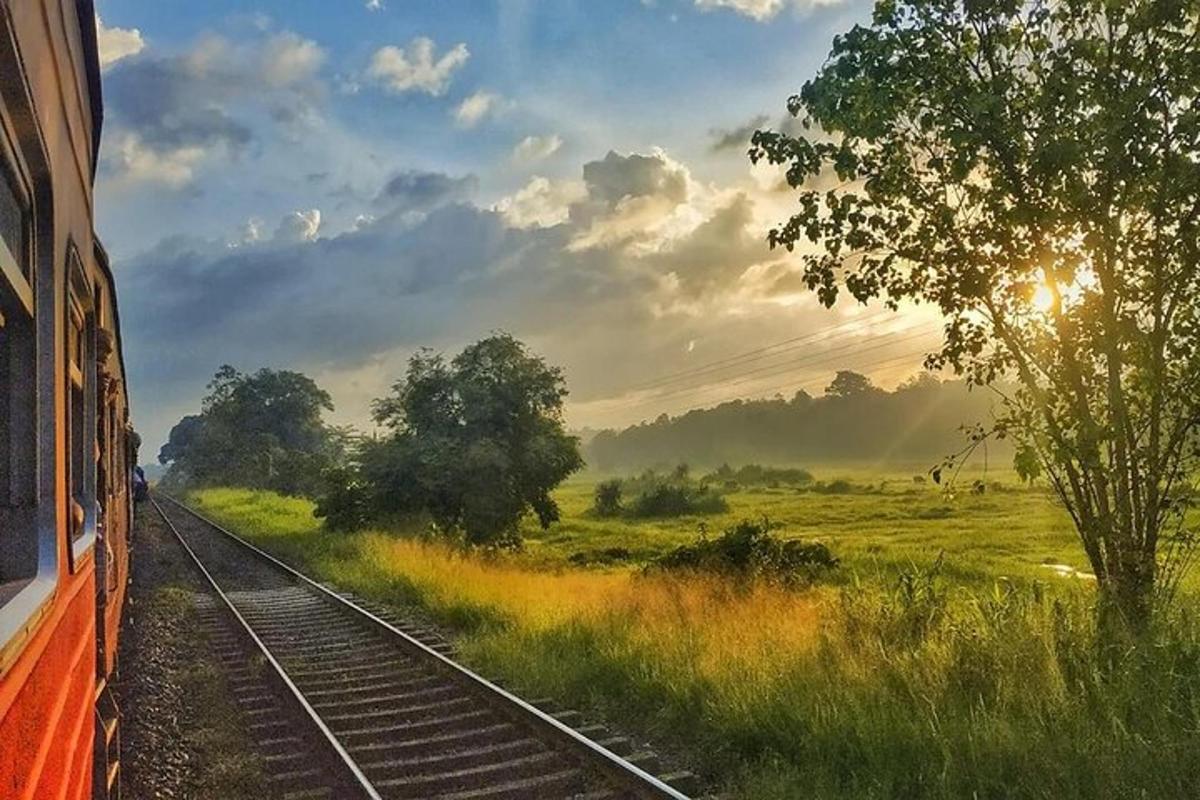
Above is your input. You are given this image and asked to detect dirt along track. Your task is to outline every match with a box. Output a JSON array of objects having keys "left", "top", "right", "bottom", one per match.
[{"left": 151, "top": 493, "right": 700, "bottom": 800}]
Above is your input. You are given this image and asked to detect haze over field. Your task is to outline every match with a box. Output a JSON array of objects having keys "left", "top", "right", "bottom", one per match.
[{"left": 88, "top": 0, "right": 954, "bottom": 454}]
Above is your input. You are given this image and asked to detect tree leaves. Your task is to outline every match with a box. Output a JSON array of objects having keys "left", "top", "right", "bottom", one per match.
[
  {"left": 753, "top": 0, "right": 1200, "bottom": 629},
  {"left": 159, "top": 366, "right": 342, "bottom": 496},
  {"left": 355, "top": 333, "right": 583, "bottom": 547}
]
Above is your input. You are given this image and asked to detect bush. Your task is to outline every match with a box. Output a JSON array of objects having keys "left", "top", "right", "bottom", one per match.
[
  {"left": 312, "top": 466, "right": 371, "bottom": 531},
  {"left": 651, "top": 518, "right": 838, "bottom": 586},
  {"left": 628, "top": 482, "right": 728, "bottom": 517},
  {"left": 593, "top": 479, "right": 624, "bottom": 517},
  {"left": 596, "top": 466, "right": 729, "bottom": 519},
  {"left": 705, "top": 463, "right": 814, "bottom": 487},
  {"left": 803, "top": 478, "right": 874, "bottom": 495}
]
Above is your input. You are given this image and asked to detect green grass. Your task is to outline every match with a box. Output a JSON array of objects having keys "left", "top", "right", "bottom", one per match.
[
  {"left": 183, "top": 472, "right": 1200, "bottom": 800},
  {"left": 518, "top": 467, "right": 1090, "bottom": 587}
]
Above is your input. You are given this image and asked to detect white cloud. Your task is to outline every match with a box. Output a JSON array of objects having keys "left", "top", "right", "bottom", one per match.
[
  {"left": 233, "top": 217, "right": 266, "bottom": 246},
  {"left": 693, "top": 0, "right": 843, "bottom": 21},
  {"left": 366, "top": 0, "right": 384, "bottom": 9},
  {"left": 95, "top": 15, "right": 144, "bottom": 71},
  {"left": 275, "top": 209, "right": 322, "bottom": 243},
  {"left": 512, "top": 134, "right": 563, "bottom": 163},
  {"left": 100, "top": 27, "right": 331, "bottom": 188},
  {"left": 367, "top": 38, "right": 470, "bottom": 96},
  {"left": 453, "top": 91, "right": 502, "bottom": 128},
  {"left": 494, "top": 176, "right": 586, "bottom": 229},
  {"left": 106, "top": 132, "right": 206, "bottom": 188},
  {"left": 567, "top": 148, "right": 696, "bottom": 252},
  {"left": 117, "top": 150, "right": 824, "bottom": 450},
  {"left": 260, "top": 32, "right": 326, "bottom": 88}
]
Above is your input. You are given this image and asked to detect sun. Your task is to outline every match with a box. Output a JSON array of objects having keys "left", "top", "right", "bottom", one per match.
[{"left": 1032, "top": 284, "right": 1055, "bottom": 313}]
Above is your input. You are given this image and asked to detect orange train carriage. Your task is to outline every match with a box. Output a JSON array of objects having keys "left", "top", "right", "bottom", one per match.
[{"left": 1, "top": 2, "right": 133, "bottom": 799}]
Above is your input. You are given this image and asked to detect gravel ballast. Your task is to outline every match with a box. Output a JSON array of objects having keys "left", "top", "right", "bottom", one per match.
[{"left": 115, "top": 504, "right": 267, "bottom": 799}]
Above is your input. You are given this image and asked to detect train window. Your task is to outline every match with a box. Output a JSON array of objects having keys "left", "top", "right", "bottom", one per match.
[
  {"left": 65, "top": 253, "right": 96, "bottom": 567},
  {"left": 0, "top": 156, "right": 27, "bottom": 284},
  {"left": 0, "top": 152, "right": 35, "bottom": 607}
]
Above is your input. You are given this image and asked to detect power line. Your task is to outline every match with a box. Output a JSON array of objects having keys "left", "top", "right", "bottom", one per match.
[
  {"left": 786, "top": 348, "right": 939, "bottom": 397},
  {"left": 614, "top": 325, "right": 941, "bottom": 412},
  {"left": 645, "top": 344, "right": 938, "bottom": 420},
  {"left": 625, "top": 307, "right": 902, "bottom": 392},
  {"left": 659, "top": 347, "right": 934, "bottom": 417}
]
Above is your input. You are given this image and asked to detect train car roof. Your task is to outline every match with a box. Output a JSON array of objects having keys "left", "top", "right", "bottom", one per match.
[
  {"left": 74, "top": 1, "right": 127, "bottom": 415},
  {"left": 75, "top": 0, "right": 103, "bottom": 179}
]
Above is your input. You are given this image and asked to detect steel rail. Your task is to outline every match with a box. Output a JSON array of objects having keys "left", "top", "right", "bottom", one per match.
[
  {"left": 149, "top": 496, "right": 384, "bottom": 800},
  {"left": 156, "top": 492, "right": 692, "bottom": 800}
]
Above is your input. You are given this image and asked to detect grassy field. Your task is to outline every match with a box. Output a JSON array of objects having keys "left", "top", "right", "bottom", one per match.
[
  {"left": 515, "top": 467, "right": 1091, "bottom": 586},
  {"left": 184, "top": 470, "right": 1200, "bottom": 799}
]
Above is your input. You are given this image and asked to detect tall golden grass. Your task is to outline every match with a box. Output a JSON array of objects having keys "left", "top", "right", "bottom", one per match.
[{"left": 190, "top": 487, "right": 1200, "bottom": 799}]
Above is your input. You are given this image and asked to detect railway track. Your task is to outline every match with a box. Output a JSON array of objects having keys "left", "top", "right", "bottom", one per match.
[{"left": 151, "top": 494, "right": 697, "bottom": 800}]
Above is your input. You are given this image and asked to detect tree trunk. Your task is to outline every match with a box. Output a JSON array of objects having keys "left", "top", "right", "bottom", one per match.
[{"left": 1097, "top": 553, "right": 1155, "bottom": 642}]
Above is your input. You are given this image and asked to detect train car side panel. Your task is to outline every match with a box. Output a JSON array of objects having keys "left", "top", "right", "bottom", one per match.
[
  {"left": 0, "top": 568, "right": 94, "bottom": 799},
  {"left": 0, "top": 0, "right": 121, "bottom": 798}
]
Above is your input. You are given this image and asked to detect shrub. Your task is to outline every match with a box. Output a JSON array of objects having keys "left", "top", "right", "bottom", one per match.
[
  {"left": 651, "top": 518, "right": 838, "bottom": 586},
  {"left": 593, "top": 479, "right": 624, "bottom": 517},
  {"left": 704, "top": 463, "right": 814, "bottom": 487},
  {"left": 628, "top": 481, "right": 728, "bottom": 517},
  {"left": 312, "top": 466, "right": 371, "bottom": 531},
  {"left": 802, "top": 478, "right": 874, "bottom": 495},
  {"left": 598, "top": 466, "right": 729, "bottom": 519}
]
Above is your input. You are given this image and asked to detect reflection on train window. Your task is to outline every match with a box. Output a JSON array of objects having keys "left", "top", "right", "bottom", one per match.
[
  {"left": 95, "top": 287, "right": 112, "bottom": 507},
  {"left": 0, "top": 153, "right": 27, "bottom": 285},
  {"left": 66, "top": 290, "right": 90, "bottom": 548},
  {"left": 0, "top": 152, "right": 35, "bottom": 608}
]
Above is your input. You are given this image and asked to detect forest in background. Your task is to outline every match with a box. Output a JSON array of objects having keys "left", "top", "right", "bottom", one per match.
[{"left": 585, "top": 373, "right": 1010, "bottom": 472}]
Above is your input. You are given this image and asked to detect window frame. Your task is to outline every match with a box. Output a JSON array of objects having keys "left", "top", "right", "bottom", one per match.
[
  {"left": 0, "top": 51, "right": 58, "bottom": 663},
  {"left": 0, "top": 176, "right": 30, "bottom": 316},
  {"left": 64, "top": 245, "right": 96, "bottom": 572},
  {"left": 0, "top": 123, "right": 35, "bottom": 608}
]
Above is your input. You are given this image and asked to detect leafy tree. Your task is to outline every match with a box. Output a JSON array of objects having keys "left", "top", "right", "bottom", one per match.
[
  {"left": 593, "top": 479, "right": 624, "bottom": 517},
  {"left": 158, "top": 414, "right": 204, "bottom": 467},
  {"left": 367, "top": 334, "right": 583, "bottom": 546},
  {"left": 312, "top": 465, "right": 371, "bottom": 531},
  {"left": 897, "top": 372, "right": 943, "bottom": 393},
  {"left": 159, "top": 366, "right": 342, "bottom": 496},
  {"left": 825, "top": 370, "right": 878, "bottom": 398},
  {"left": 750, "top": 0, "right": 1200, "bottom": 632}
]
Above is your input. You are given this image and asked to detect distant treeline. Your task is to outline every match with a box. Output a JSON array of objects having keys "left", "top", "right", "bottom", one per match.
[{"left": 585, "top": 372, "right": 1011, "bottom": 471}]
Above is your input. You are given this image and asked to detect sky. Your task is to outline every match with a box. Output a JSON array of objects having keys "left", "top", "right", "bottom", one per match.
[{"left": 92, "top": 0, "right": 942, "bottom": 456}]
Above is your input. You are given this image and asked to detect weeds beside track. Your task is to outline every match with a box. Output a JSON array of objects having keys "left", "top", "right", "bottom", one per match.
[{"left": 153, "top": 493, "right": 697, "bottom": 800}]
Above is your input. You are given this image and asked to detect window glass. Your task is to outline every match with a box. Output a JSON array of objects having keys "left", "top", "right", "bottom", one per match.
[
  {"left": 0, "top": 152, "right": 34, "bottom": 604},
  {"left": 66, "top": 293, "right": 89, "bottom": 546},
  {"left": 0, "top": 161, "right": 27, "bottom": 283}
]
